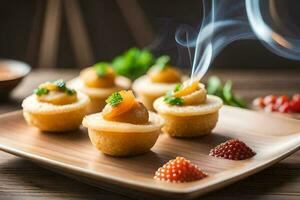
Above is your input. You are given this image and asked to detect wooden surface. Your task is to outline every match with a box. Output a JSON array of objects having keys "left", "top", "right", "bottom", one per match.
[
  {"left": 0, "top": 107, "right": 299, "bottom": 199},
  {"left": 0, "top": 69, "right": 299, "bottom": 200}
]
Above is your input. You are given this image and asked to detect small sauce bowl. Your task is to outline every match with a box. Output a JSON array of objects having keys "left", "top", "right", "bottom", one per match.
[{"left": 0, "top": 59, "right": 31, "bottom": 99}]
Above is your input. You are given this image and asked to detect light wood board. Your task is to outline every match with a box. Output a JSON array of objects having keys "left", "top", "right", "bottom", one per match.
[{"left": 0, "top": 106, "right": 299, "bottom": 199}]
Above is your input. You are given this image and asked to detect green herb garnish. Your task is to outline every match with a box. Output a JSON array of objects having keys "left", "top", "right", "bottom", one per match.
[
  {"left": 94, "top": 62, "right": 110, "bottom": 77},
  {"left": 174, "top": 83, "right": 183, "bottom": 92},
  {"left": 152, "top": 55, "right": 170, "bottom": 72},
  {"left": 163, "top": 84, "right": 184, "bottom": 106},
  {"left": 65, "top": 88, "right": 76, "bottom": 96},
  {"left": 112, "top": 48, "right": 154, "bottom": 80},
  {"left": 106, "top": 92, "right": 123, "bottom": 107},
  {"left": 34, "top": 87, "right": 49, "bottom": 96},
  {"left": 34, "top": 80, "right": 76, "bottom": 96},
  {"left": 53, "top": 79, "right": 76, "bottom": 96},
  {"left": 53, "top": 79, "right": 66, "bottom": 90},
  {"left": 163, "top": 95, "right": 184, "bottom": 106}
]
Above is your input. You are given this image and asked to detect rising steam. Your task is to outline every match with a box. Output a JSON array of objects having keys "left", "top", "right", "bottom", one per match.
[{"left": 175, "top": 0, "right": 300, "bottom": 81}]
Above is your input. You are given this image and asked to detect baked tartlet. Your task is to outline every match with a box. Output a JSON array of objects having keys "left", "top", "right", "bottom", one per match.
[
  {"left": 68, "top": 62, "right": 131, "bottom": 114},
  {"left": 154, "top": 81, "right": 223, "bottom": 137},
  {"left": 83, "top": 90, "right": 164, "bottom": 157},
  {"left": 132, "top": 56, "right": 185, "bottom": 110},
  {"left": 22, "top": 80, "right": 89, "bottom": 132}
]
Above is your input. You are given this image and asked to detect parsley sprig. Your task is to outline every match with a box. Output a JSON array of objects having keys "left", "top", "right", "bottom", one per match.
[
  {"left": 53, "top": 79, "right": 66, "bottom": 90},
  {"left": 163, "top": 84, "right": 184, "bottom": 106},
  {"left": 152, "top": 55, "right": 170, "bottom": 72},
  {"left": 34, "top": 87, "right": 49, "bottom": 96},
  {"left": 106, "top": 92, "right": 123, "bottom": 107},
  {"left": 34, "top": 79, "right": 76, "bottom": 96},
  {"left": 163, "top": 95, "right": 184, "bottom": 106},
  {"left": 112, "top": 48, "right": 154, "bottom": 80},
  {"left": 93, "top": 62, "right": 110, "bottom": 77},
  {"left": 54, "top": 79, "right": 76, "bottom": 95},
  {"left": 174, "top": 83, "right": 183, "bottom": 92}
]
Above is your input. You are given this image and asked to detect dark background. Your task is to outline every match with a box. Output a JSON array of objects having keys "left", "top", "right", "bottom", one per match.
[{"left": 0, "top": 0, "right": 300, "bottom": 70}]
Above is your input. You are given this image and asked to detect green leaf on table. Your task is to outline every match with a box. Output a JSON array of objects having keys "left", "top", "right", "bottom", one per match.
[
  {"left": 207, "top": 76, "right": 222, "bottom": 95},
  {"left": 232, "top": 95, "right": 247, "bottom": 108},
  {"left": 206, "top": 76, "right": 247, "bottom": 108},
  {"left": 223, "top": 80, "right": 233, "bottom": 103},
  {"left": 223, "top": 80, "right": 247, "bottom": 108}
]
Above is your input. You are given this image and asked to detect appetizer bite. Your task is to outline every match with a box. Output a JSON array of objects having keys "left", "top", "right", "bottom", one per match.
[
  {"left": 82, "top": 90, "right": 164, "bottom": 157},
  {"left": 154, "top": 80, "right": 223, "bottom": 137},
  {"left": 22, "top": 80, "right": 89, "bottom": 132},
  {"left": 132, "top": 56, "right": 184, "bottom": 110},
  {"left": 68, "top": 62, "right": 131, "bottom": 113},
  {"left": 154, "top": 157, "right": 207, "bottom": 183}
]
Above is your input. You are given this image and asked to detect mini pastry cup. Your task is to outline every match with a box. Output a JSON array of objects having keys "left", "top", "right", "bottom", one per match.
[
  {"left": 153, "top": 95, "right": 223, "bottom": 137},
  {"left": 132, "top": 75, "right": 185, "bottom": 111},
  {"left": 82, "top": 112, "right": 164, "bottom": 157},
  {"left": 68, "top": 76, "right": 131, "bottom": 114},
  {"left": 22, "top": 93, "right": 89, "bottom": 132}
]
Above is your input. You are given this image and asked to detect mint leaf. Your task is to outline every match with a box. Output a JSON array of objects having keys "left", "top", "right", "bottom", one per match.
[{"left": 106, "top": 92, "right": 123, "bottom": 107}]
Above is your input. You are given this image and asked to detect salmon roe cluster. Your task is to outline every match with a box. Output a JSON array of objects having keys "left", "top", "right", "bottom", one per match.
[
  {"left": 154, "top": 157, "right": 207, "bottom": 183},
  {"left": 209, "top": 139, "right": 256, "bottom": 160}
]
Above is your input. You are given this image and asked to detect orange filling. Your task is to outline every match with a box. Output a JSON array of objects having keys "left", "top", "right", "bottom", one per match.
[
  {"left": 103, "top": 90, "right": 137, "bottom": 120},
  {"left": 37, "top": 92, "right": 77, "bottom": 105},
  {"left": 81, "top": 67, "right": 115, "bottom": 88},
  {"left": 108, "top": 102, "right": 149, "bottom": 124},
  {"left": 173, "top": 81, "right": 199, "bottom": 97},
  {"left": 148, "top": 66, "right": 181, "bottom": 83}
]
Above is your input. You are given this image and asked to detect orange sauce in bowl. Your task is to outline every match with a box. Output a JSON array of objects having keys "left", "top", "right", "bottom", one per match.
[{"left": 0, "top": 67, "right": 19, "bottom": 81}]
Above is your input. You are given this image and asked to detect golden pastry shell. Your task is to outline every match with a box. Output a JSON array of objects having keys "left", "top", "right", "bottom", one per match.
[
  {"left": 83, "top": 111, "right": 164, "bottom": 133},
  {"left": 132, "top": 75, "right": 187, "bottom": 96},
  {"left": 22, "top": 92, "right": 90, "bottom": 114},
  {"left": 153, "top": 95, "right": 223, "bottom": 116},
  {"left": 68, "top": 76, "right": 131, "bottom": 98}
]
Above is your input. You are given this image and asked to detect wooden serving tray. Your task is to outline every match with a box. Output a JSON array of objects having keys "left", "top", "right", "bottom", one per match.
[{"left": 0, "top": 106, "right": 299, "bottom": 199}]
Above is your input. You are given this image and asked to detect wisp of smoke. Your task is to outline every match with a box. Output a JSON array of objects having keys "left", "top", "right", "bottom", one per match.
[{"left": 175, "top": 0, "right": 300, "bottom": 81}]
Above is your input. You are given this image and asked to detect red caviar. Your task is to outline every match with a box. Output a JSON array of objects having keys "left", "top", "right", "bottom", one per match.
[
  {"left": 154, "top": 157, "right": 207, "bottom": 183},
  {"left": 209, "top": 139, "right": 256, "bottom": 160}
]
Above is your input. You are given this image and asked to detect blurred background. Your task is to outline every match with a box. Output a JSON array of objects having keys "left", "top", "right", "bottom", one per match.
[{"left": 1, "top": 0, "right": 300, "bottom": 70}]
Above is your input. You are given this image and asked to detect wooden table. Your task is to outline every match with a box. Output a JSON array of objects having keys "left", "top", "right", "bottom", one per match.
[{"left": 0, "top": 69, "right": 299, "bottom": 200}]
